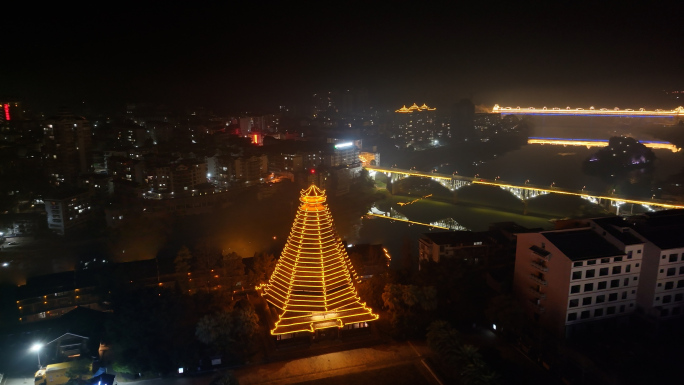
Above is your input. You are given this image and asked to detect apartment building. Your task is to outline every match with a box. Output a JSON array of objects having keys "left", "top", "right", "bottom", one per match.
[
  {"left": 628, "top": 211, "right": 684, "bottom": 320},
  {"left": 44, "top": 190, "right": 94, "bottom": 236},
  {"left": 418, "top": 231, "right": 491, "bottom": 265},
  {"left": 233, "top": 154, "right": 268, "bottom": 184},
  {"left": 514, "top": 228, "right": 641, "bottom": 337}
]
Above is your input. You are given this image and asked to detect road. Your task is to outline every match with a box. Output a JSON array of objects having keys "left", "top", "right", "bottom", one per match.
[
  {"left": 1, "top": 342, "right": 438, "bottom": 385},
  {"left": 235, "top": 341, "right": 439, "bottom": 385}
]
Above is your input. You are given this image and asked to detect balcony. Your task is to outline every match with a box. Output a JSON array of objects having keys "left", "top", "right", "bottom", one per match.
[
  {"left": 529, "top": 300, "right": 546, "bottom": 313},
  {"left": 530, "top": 260, "right": 549, "bottom": 272},
  {"left": 528, "top": 287, "right": 547, "bottom": 299},
  {"left": 529, "top": 274, "right": 547, "bottom": 286},
  {"left": 529, "top": 245, "right": 551, "bottom": 260}
]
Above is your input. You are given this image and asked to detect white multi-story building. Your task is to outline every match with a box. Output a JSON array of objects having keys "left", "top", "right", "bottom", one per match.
[
  {"left": 514, "top": 211, "right": 684, "bottom": 337},
  {"left": 627, "top": 211, "right": 684, "bottom": 319},
  {"left": 324, "top": 141, "right": 360, "bottom": 168},
  {"left": 44, "top": 191, "right": 94, "bottom": 236},
  {"left": 514, "top": 228, "right": 641, "bottom": 337}
]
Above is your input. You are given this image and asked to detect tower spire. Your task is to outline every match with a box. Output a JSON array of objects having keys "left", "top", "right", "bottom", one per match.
[{"left": 258, "top": 185, "right": 378, "bottom": 334}]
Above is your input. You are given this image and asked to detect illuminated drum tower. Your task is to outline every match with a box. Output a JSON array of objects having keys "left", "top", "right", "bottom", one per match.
[{"left": 258, "top": 184, "right": 378, "bottom": 335}]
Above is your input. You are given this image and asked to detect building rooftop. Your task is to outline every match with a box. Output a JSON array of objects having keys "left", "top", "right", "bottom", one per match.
[
  {"left": 421, "top": 231, "right": 489, "bottom": 246},
  {"left": 591, "top": 217, "right": 643, "bottom": 245},
  {"left": 631, "top": 210, "right": 684, "bottom": 250},
  {"left": 542, "top": 229, "right": 624, "bottom": 261},
  {"left": 18, "top": 271, "right": 100, "bottom": 299}
]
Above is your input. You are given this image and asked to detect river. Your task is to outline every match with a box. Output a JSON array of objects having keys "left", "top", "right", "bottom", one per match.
[{"left": 347, "top": 118, "right": 684, "bottom": 265}]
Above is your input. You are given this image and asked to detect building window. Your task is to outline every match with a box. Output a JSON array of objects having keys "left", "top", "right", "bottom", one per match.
[
  {"left": 637, "top": 250, "right": 641, "bottom": 254},
  {"left": 607, "top": 306, "right": 616, "bottom": 315},
  {"left": 584, "top": 283, "right": 594, "bottom": 292},
  {"left": 571, "top": 285, "right": 580, "bottom": 294},
  {"left": 596, "top": 294, "right": 605, "bottom": 303},
  {"left": 620, "top": 305, "right": 625, "bottom": 313},
  {"left": 636, "top": 263, "right": 640, "bottom": 267},
  {"left": 675, "top": 293, "right": 683, "bottom": 302},
  {"left": 587, "top": 260, "right": 596, "bottom": 265},
  {"left": 663, "top": 295, "right": 672, "bottom": 304},
  {"left": 613, "top": 266, "right": 621, "bottom": 274},
  {"left": 609, "top": 293, "right": 618, "bottom": 301},
  {"left": 670, "top": 254, "right": 678, "bottom": 262},
  {"left": 573, "top": 261, "right": 583, "bottom": 267},
  {"left": 622, "top": 291, "right": 627, "bottom": 299},
  {"left": 600, "top": 268, "right": 609, "bottom": 276},
  {"left": 662, "top": 255, "right": 666, "bottom": 260},
  {"left": 661, "top": 309, "right": 669, "bottom": 317},
  {"left": 624, "top": 278, "right": 629, "bottom": 286},
  {"left": 678, "top": 280, "right": 684, "bottom": 288},
  {"left": 665, "top": 281, "right": 674, "bottom": 290},
  {"left": 626, "top": 265, "right": 631, "bottom": 273},
  {"left": 569, "top": 299, "right": 579, "bottom": 308},
  {"left": 614, "top": 256, "right": 623, "bottom": 262},
  {"left": 611, "top": 279, "right": 620, "bottom": 288},
  {"left": 601, "top": 258, "right": 610, "bottom": 263},
  {"left": 598, "top": 281, "right": 607, "bottom": 290},
  {"left": 572, "top": 271, "right": 582, "bottom": 280},
  {"left": 581, "top": 310, "right": 590, "bottom": 319},
  {"left": 627, "top": 251, "right": 633, "bottom": 259},
  {"left": 667, "top": 268, "right": 676, "bottom": 276},
  {"left": 567, "top": 313, "right": 577, "bottom": 321},
  {"left": 673, "top": 307, "right": 681, "bottom": 315},
  {"left": 582, "top": 297, "right": 592, "bottom": 306},
  {"left": 594, "top": 308, "right": 604, "bottom": 317},
  {"left": 585, "top": 269, "right": 595, "bottom": 278},
  {"left": 680, "top": 266, "right": 684, "bottom": 275}
]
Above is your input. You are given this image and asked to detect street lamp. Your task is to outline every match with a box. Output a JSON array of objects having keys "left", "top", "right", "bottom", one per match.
[{"left": 30, "top": 343, "right": 43, "bottom": 368}]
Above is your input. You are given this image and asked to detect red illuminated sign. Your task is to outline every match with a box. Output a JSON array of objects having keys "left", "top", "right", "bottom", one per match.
[{"left": 3, "top": 104, "right": 9, "bottom": 121}]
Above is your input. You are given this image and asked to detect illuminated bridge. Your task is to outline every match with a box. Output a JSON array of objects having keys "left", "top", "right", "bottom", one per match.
[
  {"left": 367, "top": 204, "right": 468, "bottom": 231},
  {"left": 365, "top": 166, "right": 684, "bottom": 214},
  {"left": 527, "top": 137, "right": 681, "bottom": 153},
  {"left": 493, "top": 104, "right": 684, "bottom": 118}
]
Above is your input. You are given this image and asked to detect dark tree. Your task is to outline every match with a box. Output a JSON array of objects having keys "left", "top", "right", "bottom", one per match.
[
  {"left": 219, "top": 251, "right": 245, "bottom": 291},
  {"left": 246, "top": 252, "right": 276, "bottom": 288}
]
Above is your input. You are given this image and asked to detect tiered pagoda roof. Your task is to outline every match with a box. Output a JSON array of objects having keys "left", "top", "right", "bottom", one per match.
[
  {"left": 258, "top": 184, "right": 378, "bottom": 334},
  {"left": 395, "top": 102, "right": 436, "bottom": 113}
]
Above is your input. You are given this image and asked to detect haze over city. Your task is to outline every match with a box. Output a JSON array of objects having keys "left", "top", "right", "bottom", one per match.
[{"left": 1, "top": 3, "right": 684, "bottom": 385}]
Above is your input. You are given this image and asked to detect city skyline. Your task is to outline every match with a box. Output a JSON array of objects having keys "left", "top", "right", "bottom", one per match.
[
  {"left": 3, "top": 3, "right": 684, "bottom": 384},
  {"left": 2, "top": 2, "right": 683, "bottom": 113}
]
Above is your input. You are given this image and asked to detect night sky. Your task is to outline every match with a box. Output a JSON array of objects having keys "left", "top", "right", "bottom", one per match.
[{"left": 3, "top": 2, "right": 683, "bottom": 114}]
